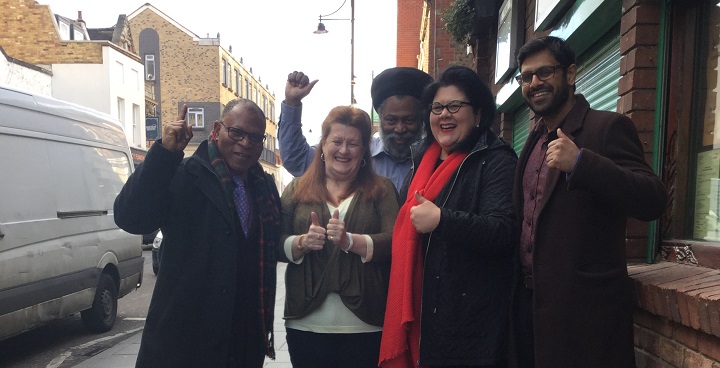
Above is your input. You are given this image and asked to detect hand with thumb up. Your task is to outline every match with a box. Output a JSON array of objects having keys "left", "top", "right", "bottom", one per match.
[
  {"left": 410, "top": 191, "right": 441, "bottom": 233},
  {"left": 327, "top": 209, "right": 350, "bottom": 249},
  {"left": 546, "top": 128, "right": 579, "bottom": 173},
  {"left": 302, "top": 211, "right": 326, "bottom": 252}
]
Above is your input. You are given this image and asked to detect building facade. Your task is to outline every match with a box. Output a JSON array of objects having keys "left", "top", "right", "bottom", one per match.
[
  {"left": 0, "top": 46, "right": 52, "bottom": 95},
  {"left": 0, "top": 0, "right": 147, "bottom": 150},
  {"left": 127, "top": 4, "right": 281, "bottom": 187}
]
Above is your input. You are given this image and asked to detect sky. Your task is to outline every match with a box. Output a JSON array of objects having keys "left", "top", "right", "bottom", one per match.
[{"left": 41, "top": 0, "right": 398, "bottom": 145}]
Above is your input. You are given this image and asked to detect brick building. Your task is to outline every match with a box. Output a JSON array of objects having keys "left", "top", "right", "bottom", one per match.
[
  {"left": 127, "top": 4, "right": 281, "bottom": 188},
  {"left": 397, "top": 0, "right": 474, "bottom": 78},
  {"left": 400, "top": 0, "right": 720, "bottom": 365},
  {"left": 0, "top": 0, "right": 147, "bottom": 150}
]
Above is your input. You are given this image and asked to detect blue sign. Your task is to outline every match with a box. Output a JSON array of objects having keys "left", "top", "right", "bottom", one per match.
[{"left": 146, "top": 117, "right": 159, "bottom": 140}]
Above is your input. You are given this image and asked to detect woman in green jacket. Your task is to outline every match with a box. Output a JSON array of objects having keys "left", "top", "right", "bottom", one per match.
[{"left": 279, "top": 105, "right": 399, "bottom": 368}]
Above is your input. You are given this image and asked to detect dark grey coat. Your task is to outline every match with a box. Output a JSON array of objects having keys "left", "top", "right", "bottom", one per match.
[{"left": 114, "top": 140, "right": 280, "bottom": 368}]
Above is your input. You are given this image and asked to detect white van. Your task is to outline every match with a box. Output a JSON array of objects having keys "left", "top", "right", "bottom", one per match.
[{"left": 0, "top": 85, "right": 144, "bottom": 340}]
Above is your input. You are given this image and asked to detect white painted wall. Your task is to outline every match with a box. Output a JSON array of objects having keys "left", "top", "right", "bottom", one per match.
[
  {"left": 0, "top": 55, "right": 52, "bottom": 96},
  {"left": 52, "top": 45, "right": 145, "bottom": 149}
]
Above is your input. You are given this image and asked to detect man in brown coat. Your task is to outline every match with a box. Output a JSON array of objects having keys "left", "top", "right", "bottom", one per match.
[{"left": 511, "top": 36, "right": 667, "bottom": 368}]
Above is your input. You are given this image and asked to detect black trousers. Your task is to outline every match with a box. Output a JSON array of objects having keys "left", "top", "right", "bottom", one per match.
[
  {"left": 286, "top": 328, "right": 382, "bottom": 368},
  {"left": 514, "top": 285, "right": 535, "bottom": 368}
]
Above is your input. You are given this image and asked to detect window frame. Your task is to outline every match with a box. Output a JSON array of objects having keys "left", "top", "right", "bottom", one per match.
[
  {"left": 534, "top": 0, "right": 573, "bottom": 31},
  {"left": 660, "top": 0, "right": 720, "bottom": 269},
  {"left": 145, "top": 55, "right": 155, "bottom": 81},
  {"left": 187, "top": 107, "right": 205, "bottom": 128},
  {"left": 222, "top": 58, "right": 229, "bottom": 86},
  {"left": 495, "top": 0, "right": 525, "bottom": 83},
  {"left": 235, "top": 69, "right": 241, "bottom": 96}
]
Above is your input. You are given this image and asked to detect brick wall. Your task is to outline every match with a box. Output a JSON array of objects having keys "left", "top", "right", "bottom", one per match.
[
  {"left": 418, "top": 0, "right": 474, "bottom": 78},
  {"left": 128, "top": 9, "right": 220, "bottom": 137},
  {"left": 0, "top": 0, "right": 105, "bottom": 65},
  {"left": 128, "top": 5, "right": 278, "bottom": 184},
  {"left": 620, "top": 0, "right": 661, "bottom": 260},
  {"left": 630, "top": 262, "right": 720, "bottom": 367},
  {"left": 398, "top": 0, "right": 424, "bottom": 67},
  {"left": 419, "top": 2, "right": 431, "bottom": 72}
]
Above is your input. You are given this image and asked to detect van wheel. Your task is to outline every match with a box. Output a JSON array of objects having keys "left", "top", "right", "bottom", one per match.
[{"left": 81, "top": 273, "right": 118, "bottom": 333}]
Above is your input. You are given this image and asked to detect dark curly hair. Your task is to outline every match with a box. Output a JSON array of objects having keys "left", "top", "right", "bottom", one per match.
[
  {"left": 420, "top": 65, "right": 496, "bottom": 153},
  {"left": 516, "top": 36, "right": 576, "bottom": 70}
]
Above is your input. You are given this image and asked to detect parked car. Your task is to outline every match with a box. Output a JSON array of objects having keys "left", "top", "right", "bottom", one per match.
[
  {"left": 142, "top": 228, "right": 160, "bottom": 250},
  {"left": 0, "top": 85, "right": 144, "bottom": 341},
  {"left": 152, "top": 231, "right": 162, "bottom": 275}
]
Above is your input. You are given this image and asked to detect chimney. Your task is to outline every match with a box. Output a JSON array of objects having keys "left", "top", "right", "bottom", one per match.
[{"left": 77, "top": 11, "right": 85, "bottom": 24}]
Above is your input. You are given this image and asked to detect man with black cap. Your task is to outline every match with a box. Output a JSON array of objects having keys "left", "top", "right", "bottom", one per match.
[{"left": 278, "top": 68, "right": 433, "bottom": 192}]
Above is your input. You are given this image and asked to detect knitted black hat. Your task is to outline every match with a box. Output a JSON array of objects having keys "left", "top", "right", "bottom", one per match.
[{"left": 371, "top": 67, "right": 433, "bottom": 111}]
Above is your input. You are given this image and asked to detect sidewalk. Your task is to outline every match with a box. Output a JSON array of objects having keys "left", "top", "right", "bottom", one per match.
[{"left": 72, "top": 263, "right": 291, "bottom": 368}]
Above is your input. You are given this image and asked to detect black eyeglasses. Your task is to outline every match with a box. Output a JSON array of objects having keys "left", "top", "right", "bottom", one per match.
[
  {"left": 430, "top": 100, "right": 471, "bottom": 115},
  {"left": 515, "top": 65, "right": 564, "bottom": 86},
  {"left": 218, "top": 121, "right": 266, "bottom": 145}
]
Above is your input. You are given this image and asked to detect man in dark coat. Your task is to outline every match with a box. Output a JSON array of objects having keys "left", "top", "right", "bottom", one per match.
[
  {"left": 114, "top": 100, "right": 281, "bottom": 368},
  {"left": 511, "top": 36, "right": 667, "bottom": 368}
]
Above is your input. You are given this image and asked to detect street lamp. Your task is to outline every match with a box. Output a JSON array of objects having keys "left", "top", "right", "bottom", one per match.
[{"left": 314, "top": 0, "right": 356, "bottom": 105}]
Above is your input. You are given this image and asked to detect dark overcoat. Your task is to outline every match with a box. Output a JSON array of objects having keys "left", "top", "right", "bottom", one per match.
[
  {"left": 403, "top": 130, "right": 518, "bottom": 366},
  {"left": 511, "top": 95, "right": 667, "bottom": 368},
  {"left": 114, "top": 140, "right": 280, "bottom": 368}
]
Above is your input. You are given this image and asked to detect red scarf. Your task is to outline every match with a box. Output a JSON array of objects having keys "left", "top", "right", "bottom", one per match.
[{"left": 379, "top": 142, "right": 468, "bottom": 367}]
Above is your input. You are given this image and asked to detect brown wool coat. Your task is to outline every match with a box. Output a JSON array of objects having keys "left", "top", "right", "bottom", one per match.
[{"left": 511, "top": 95, "right": 667, "bottom": 368}]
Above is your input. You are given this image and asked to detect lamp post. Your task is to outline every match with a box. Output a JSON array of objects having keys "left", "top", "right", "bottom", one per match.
[{"left": 314, "top": 0, "right": 356, "bottom": 105}]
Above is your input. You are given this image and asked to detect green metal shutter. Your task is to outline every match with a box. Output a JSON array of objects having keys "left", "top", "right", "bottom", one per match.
[
  {"left": 575, "top": 26, "right": 621, "bottom": 112},
  {"left": 512, "top": 107, "right": 531, "bottom": 155}
]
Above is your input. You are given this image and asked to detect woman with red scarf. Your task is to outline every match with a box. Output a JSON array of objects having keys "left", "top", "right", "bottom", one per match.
[{"left": 379, "top": 65, "right": 517, "bottom": 368}]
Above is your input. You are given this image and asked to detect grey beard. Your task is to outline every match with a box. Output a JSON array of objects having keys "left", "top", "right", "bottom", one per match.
[{"left": 381, "top": 130, "right": 419, "bottom": 160}]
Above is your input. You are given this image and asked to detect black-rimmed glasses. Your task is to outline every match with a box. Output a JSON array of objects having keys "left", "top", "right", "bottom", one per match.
[
  {"left": 514, "top": 65, "right": 563, "bottom": 86},
  {"left": 430, "top": 100, "right": 471, "bottom": 115},
  {"left": 218, "top": 121, "right": 266, "bottom": 145}
]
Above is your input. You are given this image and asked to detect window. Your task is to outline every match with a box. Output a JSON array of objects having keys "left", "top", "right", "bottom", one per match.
[
  {"left": 131, "top": 69, "right": 140, "bottom": 90},
  {"left": 116, "top": 61, "right": 124, "bottom": 84},
  {"left": 59, "top": 22, "right": 70, "bottom": 40},
  {"left": 263, "top": 95, "right": 268, "bottom": 116},
  {"left": 690, "top": 4, "right": 720, "bottom": 242},
  {"left": 73, "top": 29, "right": 85, "bottom": 40},
  {"left": 661, "top": 0, "right": 720, "bottom": 268},
  {"left": 254, "top": 87, "right": 259, "bottom": 105},
  {"left": 235, "top": 69, "right": 241, "bottom": 95},
  {"left": 245, "top": 78, "right": 251, "bottom": 99},
  {"left": 117, "top": 97, "right": 125, "bottom": 123},
  {"left": 187, "top": 107, "right": 205, "bottom": 128},
  {"left": 222, "top": 58, "right": 229, "bottom": 86},
  {"left": 132, "top": 104, "right": 141, "bottom": 145},
  {"left": 145, "top": 55, "right": 155, "bottom": 81},
  {"left": 495, "top": 0, "right": 524, "bottom": 83},
  {"left": 534, "top": 0, "right": 573, "bottom": 31}
]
